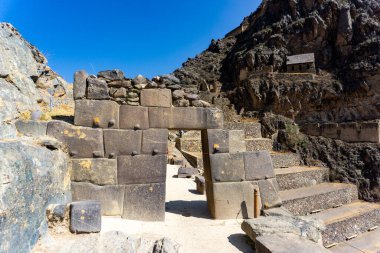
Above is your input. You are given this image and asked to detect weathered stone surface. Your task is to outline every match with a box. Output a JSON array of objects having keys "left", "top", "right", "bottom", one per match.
[
  {"left": 122, "top": 183, "right": 166, "bottom": 221},
  {"left": 104, "top": 129, "right": 142, "bottom": 158},
  {"left": 148, "top": 107, "right": 172, "bottom": 129},
  {"left": 224, "top": 122, "right": 262, "bottom": 139},
  {"left": 71, "top": 159, "right": 117, "bottom": 185},
  {"left": 98, "top": 69, "right": 124, "bottom": 80},
  {"left": 117, "top": 155, "right": 167, "bottom": 184},
  {"left": 69, "top": 201, "right": 101, "bottom": 234},
  {"left": 119, "top": 105, "right": 149, "bottom": 130},
  {"left": 0, "top": 140, "right": 71, "bottom": 253},
  {"left": 205, "top": 129, "right": 229, "bottom": 154},
  {"left": 177, "top": 166, "right": 198, "bottom": 178},
  {"left": 71, "top": 182, "right": 124, "bottom": 216},
  {"left": 210, "top": 181, "right": 262, "bottom": 219},
  {"left": 245, "top": 138, "right": 273, "bottom": 151},
  {"left": 271, "top": 152, "right": 300, "bottom": 168},
  {"left": 244, "top": 151, "right": 275, "bottom": 181},
  {"left": 47, "top": 121, "right": 104, "bottom": 158},
  {"left": 173, "top": 98, "right": 190, "bottom": 107},
  {"left": 172, "top": 90, "right": 185, "bottom": 100},
  {"left": 229, "top": 130, "right": 246, "bottom": 153},
  {"left": 257, "top": 179, "right": 282, "bottom": 209},
  {"left": 140, "top": 89, "right": 172, "bottom": 107},
  {"left": 241, "top": 216, "right": 325, "bottom": 244},
  {"left": 132, "top": 74, "right": 148, "bottom": 85},
  {"left": 109, "top": 87, "right": 127, "bottom": 98},
  {"left": 255, "top": 234, "right": 330, "bottom": 253},
  {"left": 74, "top": 100, "right": 119, "bottom": 128},
  {"left": 87, "top": 76, "right": 109, "bottom": 100},
  {"left": 275, "top": 166, "right": 329, "bottom": 190},
  {"left": 15, "top": 120, "right": 47, "bottom": 136},
  {"left": 141, "top": 129, "right": 168, "bottom": 155},
  {"left": 108, "top": 79, "right": 132, "bottom": 88},
  {"left": 73, "top": 70, "right": 88, "bottom": 99},
  {"left": 210, "top": 153, "right": 245, "bottom": 182}
]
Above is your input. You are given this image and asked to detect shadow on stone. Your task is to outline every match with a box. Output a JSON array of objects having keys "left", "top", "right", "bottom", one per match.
[
  {"left": 227, "top": 233, "right": 254, "bottom": 253},
  {"left": 188, "top": 189, "right": 203, "bottom": 195},
  {"left": 52, "top": 116, "right": 74, "bottom": 124},
  {"left": 165, "top": 200, "right": 211, "bottom": 219}
]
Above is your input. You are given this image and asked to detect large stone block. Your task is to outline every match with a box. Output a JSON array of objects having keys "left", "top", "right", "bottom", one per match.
[
  {"left": 122, "top": 183, "right": 166, "bottom": 221},
  {"left": 320, "top": 123, "right": 339, "bottom": 139},
  {"left": 209, "top": 153, "right": 245, "bottom": 182},
  {"left": 73, "top": 70, "right": 88, "bottom": 99},
  {"left": 47, "top": 121, "right": 104, "bottom": 158},
  {"left": 229, "top": 130, "right": 246, "bottom": 153},
  {"left": 224, "top": 122, "right": 262, "bottom": 138},
  {"left": 71, "top": 182, "right": 124, "bottom": 216},
  {"left": 103, "top": 129, "right": 142, "bottom": 158},
  {"left": 71, "top": 159, "right": 117, "bottom": 185},
  {"left": 141, "top": 129, "right": 168, "bottom": 155},
  {"left": 87, "top": 76, "right": 109, "bottom": 100},
  {"left": 300, "top": 123, "right": 321, "bottom": 136},
  {"left": 119, "top": 105, "right": 149, "bottom": 130},
  {"left": 360, "top": 121, "right": 380, "bottom": 143},
  {"left": 140, "top": 89, "right": 172, "bottom": 107},
  {"left": 69, "top": 201, "right": 101, "bottom": 234},
  {"left": 339, "top": 122, "right": 360, "bottom": 142},
  {"left": 244, "top": 151, "right": 275, "bottom": 181},
  {"left": 204, "top": 129, "right": 229, "bottom": 154},
  {"left": 211, "top": 181, "right": 262, "bottom": 219},
  {"left": 15, "top": 120, "right": 47, "bottom": 136},
  {"left": 148, "top": 107, "right": 223, "bottom": 130},
  {"left": 117, "top": 155, "right": 166, "bottom": 184},
  {"left": 257, "top": 179, "right": 282, "bottom": 209},
  {"left": 74, "top": 100, "right": 119, "bottom": 128}
]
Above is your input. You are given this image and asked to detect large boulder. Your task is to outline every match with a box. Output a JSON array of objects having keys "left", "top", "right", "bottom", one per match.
[{"left": 0, "top": 139, "right": 71, "bottom": 253}]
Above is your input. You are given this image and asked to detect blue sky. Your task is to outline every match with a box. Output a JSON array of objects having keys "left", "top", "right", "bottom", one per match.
[{"left": 1, "top": 0, "right": 260, "bottom": 82}]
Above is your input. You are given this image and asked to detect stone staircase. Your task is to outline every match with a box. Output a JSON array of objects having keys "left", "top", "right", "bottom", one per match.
[{"left": 175, "top": 120, "right": 380, "bottom": 250}]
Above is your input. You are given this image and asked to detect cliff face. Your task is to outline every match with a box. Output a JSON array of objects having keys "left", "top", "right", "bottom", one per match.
[{"left": 175, "top": 0, "right": 380, "bottom": 123}]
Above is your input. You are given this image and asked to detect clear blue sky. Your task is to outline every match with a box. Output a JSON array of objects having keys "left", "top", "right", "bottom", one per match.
[{"left": 1, "top": 0, "right": 260, "bottom": 82}]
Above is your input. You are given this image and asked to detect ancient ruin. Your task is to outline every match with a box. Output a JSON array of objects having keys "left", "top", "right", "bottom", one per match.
[{"left": 1, "top": 0, "right": 380, "bottom": 252}]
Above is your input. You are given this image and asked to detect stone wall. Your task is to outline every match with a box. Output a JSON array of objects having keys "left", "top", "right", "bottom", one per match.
[{"left": 301, "top": 121, "right": 380, "bottom": 143}]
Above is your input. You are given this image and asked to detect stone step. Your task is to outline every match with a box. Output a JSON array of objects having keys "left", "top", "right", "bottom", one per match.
[
  {"left": 279, "top": 183, "right": 358, "bottom": 216},
  {"left": 275, "top": 166, "right": 329, "bottom": 190},
  {"left": 311, "top": 201, "right": 380, "bottom": 246},
  {"left": 270, "top": 152, "right": 301, "bottom": 168},
  {"left": 245, "top": 138, "right": 273, "bottom": 151},
  {"left": 224, "top": 122, "right": 262, "bottom": 139},
  {"left": 329, "top": 227, "right": 380, "bottom": 253}
]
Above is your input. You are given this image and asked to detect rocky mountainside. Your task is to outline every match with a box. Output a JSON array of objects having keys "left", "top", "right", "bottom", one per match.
[
  {"left": 173, "top": 0, "right": 380, "bottom": 201},
  {"left": 174, "top": 0, "right": 380, "bottom": 124}
]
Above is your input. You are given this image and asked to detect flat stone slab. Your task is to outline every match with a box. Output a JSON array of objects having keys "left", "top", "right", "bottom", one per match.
[
  {"left": 210, "top": 181, "right": 262, "bottom": 219},
  {"left": 103, "top": 129, "right": 142, "bottom": 158},
  {"left": 177, "top": 166, "right": 198, "bottom": 178},
  {"left": 117, "top": 155, "right": 167, "bottom": 184},
  {"left": 87, "top": 76, "right": 109, "bottom": 100},
  {"left": 224, "top": 122, "right": 262, "bottom": 139},
  {"left": 70, "top": 201, "right": 101, "bottom": 234},
  {"left": 140, "top": 89, "right": 172, "bottom": 107},
  {"left": 229, "top": 130, "right": 246, "bottom": 153},
  {"left": 71, "top": 159, "right": 117, "bottom": 185},
  {"left": 275, "top": 166, "right": 329, "bottom": 190},
  {"left": 47, "top": 121, "right": 104, "bottom": 158},
  {"left": 122, "top": 183, "right": 166, "bottom": 221},
  {"left": 255, "top": 233, "right": 330, "bottom": 253},
  {"left": 330, "top": 228, "right": 380, "bottom": 253},
  {"left": 244, "top": 151, "right": 275, "bottom": 181},
  {"left": 15, "top": 120, "right": 47, "bottom": 136},
  {"left": 71, "top": 182, "right": 124, "bottom": 216},
  {"left": 204, "top": 129, "right": 229, "bottom": 154},
  {"left": 141, "top": 129, "right": 168, "bottom": 155},
  {"left": 119, "top": 105, "right": 149, "bottom": 130},
  {"left": 210, "top": 153, "right": 245, "bottom": 182},
  {"left": 241, "top": 216, "right": 325, "bottom": 244},
  {"left": 148, "top": 107, "right": 223, "bottom": 130},
  {"left": 74, "top": 100, "right": 119, "bottom": 128}
]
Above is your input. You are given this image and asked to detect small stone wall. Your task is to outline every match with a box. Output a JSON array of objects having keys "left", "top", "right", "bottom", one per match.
[{"left": 301, "top": 121, "right": 380, "bottom": 143}]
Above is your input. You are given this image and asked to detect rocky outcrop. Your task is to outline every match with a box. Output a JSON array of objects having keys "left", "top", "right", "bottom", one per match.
[
  {"left": 174, "top": 0, "right": 380, "bottom": 124},
  {"left": 0, "top": 139, "right": 71, "bottom": 253},
  {"left": 0, "top": 22, "right": 73, "bottom": 126},
  {"left": 0, "top": 23, "right": 73, "bottom": 252}
]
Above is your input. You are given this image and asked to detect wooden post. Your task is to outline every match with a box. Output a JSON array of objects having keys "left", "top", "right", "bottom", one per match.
[{"left": 254, "top": 189, "right": 260, "bottom": 218}]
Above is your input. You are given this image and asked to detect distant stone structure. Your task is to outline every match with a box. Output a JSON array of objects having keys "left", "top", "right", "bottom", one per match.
[{"left": 286, "top": 53, "right": 316, "bottom": 74}]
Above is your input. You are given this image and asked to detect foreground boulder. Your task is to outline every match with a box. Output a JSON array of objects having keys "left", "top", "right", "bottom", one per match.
[{"left": 0, "top": 139, "right": 71, "bottom": 253}]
